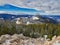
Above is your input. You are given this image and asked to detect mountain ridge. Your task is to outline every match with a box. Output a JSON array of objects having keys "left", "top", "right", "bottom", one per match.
[{"left": 0, "top": 13, "right": 60, "bottom": 24}]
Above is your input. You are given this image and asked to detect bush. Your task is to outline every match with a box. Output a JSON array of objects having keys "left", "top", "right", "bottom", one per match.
[{"left": 0, "top": 20, "right": 60, "bottom": 39}]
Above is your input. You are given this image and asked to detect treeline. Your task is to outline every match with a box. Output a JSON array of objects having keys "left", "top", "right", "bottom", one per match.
[{"left": 0, "top": 20, "right": 60, "bottom": 39}]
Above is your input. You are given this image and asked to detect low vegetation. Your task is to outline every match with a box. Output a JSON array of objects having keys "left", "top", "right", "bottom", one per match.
[{"left": 0, "top": 20, "right": 60, "bottom": 39}]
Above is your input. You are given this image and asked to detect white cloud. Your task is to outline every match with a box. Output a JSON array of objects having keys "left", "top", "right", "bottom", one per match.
[
  {"left": 0, "top": 0, "right": 60, "bottom": 15},
  {"left": 0, "top": 10, "right": 38, "bottom": 15},
  {"left": 0, "top": 11, "right": 6, "bottom": 13}
]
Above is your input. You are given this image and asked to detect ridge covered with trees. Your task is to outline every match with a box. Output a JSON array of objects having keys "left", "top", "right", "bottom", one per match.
[{"left": 0, "top": 20, "right": 60, "bottom": 39}]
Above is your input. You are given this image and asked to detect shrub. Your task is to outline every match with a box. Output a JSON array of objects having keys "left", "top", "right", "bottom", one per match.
[{"left": 0, "top": 20, "right": 60, "bottom": 39}]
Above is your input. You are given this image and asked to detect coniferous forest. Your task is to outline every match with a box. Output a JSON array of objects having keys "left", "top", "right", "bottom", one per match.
[{"left": 0, "top": 20, "right": 60, "bottom": 39}]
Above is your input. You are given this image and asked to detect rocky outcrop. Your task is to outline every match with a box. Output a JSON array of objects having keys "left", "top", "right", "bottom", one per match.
[{"left": 0, "top": 34, "right": 60, "bottom": 45}]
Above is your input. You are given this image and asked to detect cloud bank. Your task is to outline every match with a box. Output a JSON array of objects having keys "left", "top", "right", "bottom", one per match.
[{"left": 0, "top": 0, "right": 60, "bottom": 15}]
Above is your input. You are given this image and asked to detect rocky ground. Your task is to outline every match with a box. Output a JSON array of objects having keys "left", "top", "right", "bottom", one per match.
[{"left": 0, "top": 34, "right": 60, "bottom": 45}]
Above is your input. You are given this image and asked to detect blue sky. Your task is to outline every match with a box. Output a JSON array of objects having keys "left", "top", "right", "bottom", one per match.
[
  {"left": 0, "top": 4, "right": 44, "bottom": 15},
  {"left": 0, "top": 0, "right": 60, "bottom": 15}
]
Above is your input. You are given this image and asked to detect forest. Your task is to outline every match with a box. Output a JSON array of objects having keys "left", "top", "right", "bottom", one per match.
[{"left": 0, "top": 20, "right": 60, "bottom": 39}]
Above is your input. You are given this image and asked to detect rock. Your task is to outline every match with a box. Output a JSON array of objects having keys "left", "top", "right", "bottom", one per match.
[
  {"left": 4, "top": 40, "right": 11, "bottom": 45},
  {"left": 11, "top": 34, "right": 19, "bottom": 39},
  {"left": 56, "top": 36, "right": 60, "bottom": 40},
  {"left": 51, "top": 35, "right": 57, "bottom": 43},
  {"left": 28, "top": 41, "right": 35, "bottom": 45},
  {"left": 0, "top": 34, "right": 60, "bottom": 45},
  {"left": 0, "top": 34, "right": 11, "bottom": 44},
  {"left": 10, "top": 42, "right": 17, "bottom": 45},
  {"left": 52, "top": 36, "right": 56, "bottom": 41}
]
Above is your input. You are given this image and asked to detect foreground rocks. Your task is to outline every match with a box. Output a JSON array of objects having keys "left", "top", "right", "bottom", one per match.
[{"left": 0, "top": 34, "right": 60, "bottom": 45}]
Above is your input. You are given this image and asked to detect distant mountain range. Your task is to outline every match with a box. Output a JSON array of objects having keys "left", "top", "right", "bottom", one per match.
[
  {"left": 0, "top": 13, "right": 60, "bottom": 24},
  {"left": 0, "top": 13, "right": 33, "bottom": 20}
]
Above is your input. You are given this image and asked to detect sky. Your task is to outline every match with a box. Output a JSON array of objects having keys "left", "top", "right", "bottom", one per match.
[
  {"left": 0, "top": 0, "right": 60, "bottom": 15},
  {"left": 0, "top": 4, "right": 41, "bottom": 15}
]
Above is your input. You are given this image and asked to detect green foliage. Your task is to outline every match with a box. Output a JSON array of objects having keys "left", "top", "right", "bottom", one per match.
[
  {"left": 0, "top": 20, "right": 16, "bottom": 35},
  {"left": 0, "top": 20, "right": 60, "bottom": 39}
]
